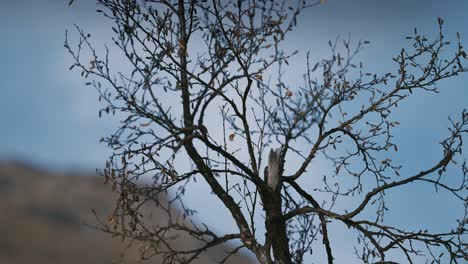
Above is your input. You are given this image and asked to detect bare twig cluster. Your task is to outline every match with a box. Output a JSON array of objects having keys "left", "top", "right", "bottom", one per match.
[{"left": 66, "top": 1, "right": 468, "bottom": 263}]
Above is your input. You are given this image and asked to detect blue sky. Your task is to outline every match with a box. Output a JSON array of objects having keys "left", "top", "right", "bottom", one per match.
[
  {"left": 1, "top": 0, "right": 116, "bottom": 170},
  {"left": 2, "top": 0, "right": 467, "bottom": 169},
  {"left": 1, "top": 0, "right": 467, "bottom": 262}
]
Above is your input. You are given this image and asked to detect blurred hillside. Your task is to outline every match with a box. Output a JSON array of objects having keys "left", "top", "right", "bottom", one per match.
[{"left": 0, "top": 161, "right": 254, "bottom": 264}]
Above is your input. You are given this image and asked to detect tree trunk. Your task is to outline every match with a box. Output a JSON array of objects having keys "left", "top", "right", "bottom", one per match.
[{"left": 264, "top": 190, "right": 292, "bottom": 264}]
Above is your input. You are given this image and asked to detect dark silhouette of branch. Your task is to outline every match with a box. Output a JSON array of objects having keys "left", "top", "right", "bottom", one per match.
[{"left": 66, "top": 1, "right": 468, "bottom": 263}]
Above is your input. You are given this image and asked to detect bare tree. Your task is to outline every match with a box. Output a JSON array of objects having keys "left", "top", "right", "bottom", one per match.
[{"left": 65, "top": 1, "right": 468, "bottom": 263}]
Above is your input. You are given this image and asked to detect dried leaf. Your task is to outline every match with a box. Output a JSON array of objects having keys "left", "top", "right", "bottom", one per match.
[{"left": 229, "top": 133, "right": 236, "bottom": 141}]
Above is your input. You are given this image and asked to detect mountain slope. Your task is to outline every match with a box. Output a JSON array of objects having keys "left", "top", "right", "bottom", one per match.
[{"left": 0, "top": 161, "right": 254, "bottom": 264}]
